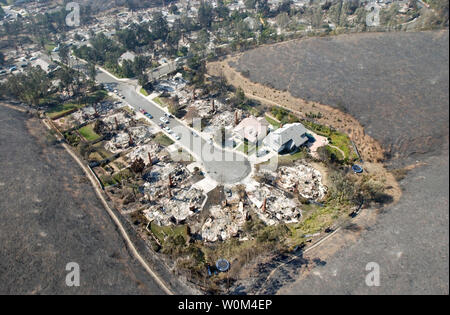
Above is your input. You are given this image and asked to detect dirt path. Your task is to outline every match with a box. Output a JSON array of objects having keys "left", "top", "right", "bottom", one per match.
[
  {"left": 329, "top": 144, "right": 346, "bottom": 159},
  {"left": 41, "top": 118, "right": 175, "bottom": 295}
]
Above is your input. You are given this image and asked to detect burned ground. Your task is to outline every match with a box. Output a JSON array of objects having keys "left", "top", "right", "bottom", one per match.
[
  {"left": 233, "top": 31, "right": 449, "bottom": 164},
  {"left": 0, "top": 104, "right": 166, "bottom": 294}
]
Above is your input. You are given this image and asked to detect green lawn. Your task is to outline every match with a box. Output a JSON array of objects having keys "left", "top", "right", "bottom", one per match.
[
  {"left": 289, "top": 204, "right": 341, "bottom": 241},
  {"left": 279, "top": 149, "right": 307, "bottom": 163},
  {"left": 78, "top": 124, "right": 101, "bottom": 142},
  {"left": 44, "top": 43, "right": 56, "bottom": 54},
  {"left": 93, "top": 142, "right": 113, "bottom": 159},
  {"left": 81, "top": 90, "right": 108, "bottom": 104},
  {"left": 152, "top": 97, "right": 166, "bottom": 107},
  {"left": 153, "top": 132, "right": 174, "bottom": 147},
  {"left": 100, "top": 168, "right": 133, "bottom": 187},
  {"left": 140, "top": 88, "right": 149, "bottom": 96},
  {"left": 325, "top": 145, "right": 344, "bottom": 161},
  {"left": 100, "top": 175, "right": 117, "bottom": 187},
  {"left": 302, "top": 120, "right": 356, "bottom": 162},
  {"left": 46, "top": 103, "right": 82, "bottom": 119},
  {"left": 265, "top": 115, "right": 281, "bottom": 129},
  {"left": 46, "top": 90, "right": 107, "bottom": 120},
  {"left": 150, "top": 222, "right": 188, "bottom": 244}
]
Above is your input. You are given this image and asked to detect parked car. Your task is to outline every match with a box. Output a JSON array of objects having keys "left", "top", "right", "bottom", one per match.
[
  {"left": 174, "top": 134, "right": 180, "bottom": 140},
  {"left": 145, "top": 113, "right": 153, "bottom": 119}
]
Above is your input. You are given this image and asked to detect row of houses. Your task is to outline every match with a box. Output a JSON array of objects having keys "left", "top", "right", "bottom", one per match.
[{"left": 234, "top": 116, "right": 310, "bottom": 153}]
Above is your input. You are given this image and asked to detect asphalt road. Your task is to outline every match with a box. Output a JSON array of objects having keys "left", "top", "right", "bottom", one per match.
[
  {"left": 60, "top": 53, "right": 251, "bottom": 184},
  {"left": 93, "top": 66, "right": 252, "bottom": 184},
  {"left": 0, "top": 105, "right": 166, "bottom": 294}
]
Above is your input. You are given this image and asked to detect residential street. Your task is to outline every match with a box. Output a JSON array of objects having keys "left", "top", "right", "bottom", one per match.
[{"left": 91, "top": 62, "right": 252, "bottom": 184}]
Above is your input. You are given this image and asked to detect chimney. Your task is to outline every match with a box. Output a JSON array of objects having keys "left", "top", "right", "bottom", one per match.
[
  {"left": 235, "top": 111, "right": 239, "bottom": 126},
  {"left": 211, "top": 99, "right": 215, "bottom": 112},
  {"left": 128, "top": 133, "right": 134, "bottom": 146},
  {"left": 262, "top": 198, "right": 267, "bottom": 212},
  {"left": 192, "top": 89, "right": 195, "bottom": 100},
  {"left": 114, "top": 117, "right": 119, "bottom": 130},
  {"left": 169, "top": 174, "right": 173, "bottom": 187}
]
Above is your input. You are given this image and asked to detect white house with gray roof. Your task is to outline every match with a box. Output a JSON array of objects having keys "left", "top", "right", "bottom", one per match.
[{"left": 262, "top": 123, "right": 309, "bottom": 153}]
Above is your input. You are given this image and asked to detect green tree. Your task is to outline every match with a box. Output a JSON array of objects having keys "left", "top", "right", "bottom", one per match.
[
  {"left": 58, "top": 44, "right": 70, "bottom": 65},
  {"left": 169, "top": 3, "right": 179, "bottom": 14},
  {"left": 257, "top": 0, "right": 271, "bottom": 17},
  {"left": 215, "top": 0, "right": 230, "bottom": 19},
  {"left": 138, "top": 73, "right": 148, "bottom": 87},
  {"left": 131, "top": 157, "right": 146, "bottom": 174},
  {"left": 3, "top": 67, "right": 51, "bottom": 106},
  {"left": 87, "top": 62, "right": 97, "bottom": 86},
  {"left": 121, "top": 59, "right": 135, "bottom": 78},
  {"left": 235, "top": 87, "right": 246, "bottom": 104},
  {"left": 198, "top": 1, "right": 214, "bottom": 28},
  {"left": 151, "top": 12, "right": 169, "bottom": 40},
  {"left": 245, "top": 0, "right": 257, "bottom": 10},
  {"left": 132, "top": 55, "right": 150, "bottom": 76}
]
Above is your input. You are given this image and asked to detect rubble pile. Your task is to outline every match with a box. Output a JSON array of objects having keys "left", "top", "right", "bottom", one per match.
[
  {"left": 126, "top": 143, "right": 162, "bottom": 164},
  {"left": 143, "top": 188, "right": 205, "bottom": 226},
  {"left": 143, "top": 164, "right": 189, "bottom": 189},
  {"left": 208, "top": 110, "right": 235, "bottom": 127},
  {"left": 105, "top": 126, "right": 152, "bottom": 153},
  {"left": 201, "top": 202, "right": 248, "bottom": 242},
  {"left": 247, "top": 185, "right": 301, "bottom": 226},
  {"left": 277, "top": 164, "right": 327, "bottom": 200},
  {"left": 71, "top": 101, "right": 122, "bottom": 124},
  {"left": 103, "top": 112, "right": 131, "bottom": 130},
  {"left": 189, "top": 99, "right": 225, "bottom": 118}
]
